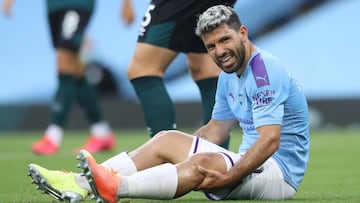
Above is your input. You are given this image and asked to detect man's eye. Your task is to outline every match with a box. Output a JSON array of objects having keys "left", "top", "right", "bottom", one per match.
[
  {"left": 222, "top": 37, "right": 230, "bottom": 43},
  {"left": 206, "top": 45, "right": 214, "bottom": 51}
]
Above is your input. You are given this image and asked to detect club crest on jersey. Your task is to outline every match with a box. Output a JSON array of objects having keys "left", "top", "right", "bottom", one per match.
[{"left": 238, "top": 93, "right": 244, "bottom": 106}]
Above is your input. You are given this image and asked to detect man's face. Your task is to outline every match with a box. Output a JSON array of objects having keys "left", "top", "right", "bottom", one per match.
[{"left": 202, "top": 24, "right": 246, "bottom": 74}]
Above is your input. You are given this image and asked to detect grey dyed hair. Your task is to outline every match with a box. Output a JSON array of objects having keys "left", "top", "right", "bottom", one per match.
[{"left": 195, "top": 5, "right": 241, "bottom": 37}]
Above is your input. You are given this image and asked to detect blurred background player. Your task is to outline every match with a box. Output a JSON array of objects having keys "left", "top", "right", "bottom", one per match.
[
  {"left": 1, "top": 0, "right": 135, "bottom": 155},
  {"left": 127, "top": 0, "right": 236, "bottom": 148}
]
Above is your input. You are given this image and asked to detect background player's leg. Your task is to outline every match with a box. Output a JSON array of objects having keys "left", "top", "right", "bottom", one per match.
[
  {"left": 76, "top": 76, "right": 115, "bottom": 153},
  {"left": 31, "top": 73, "right": 77, "bottom": 155},
  {"left": 128, "top": 43, "right": 178, "bottom": 137},
  {"left": 131, "top": 76, "right": 175, "bottom": 136}
]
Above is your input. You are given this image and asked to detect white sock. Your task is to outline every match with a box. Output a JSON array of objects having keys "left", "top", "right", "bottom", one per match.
[
  {"left": 74, "top": 173, "right": 92, "bottom": 192},
  {"left": 45, "top": 124, "right": 63, "bottom": 145},
  {"left": 90, "top": 121, "right": 112, "bottom": 138},
  {"left": 74, "top": 152, "right": 138, "bottom": 192},
  {"left": 118, "top": 163, "right": 178, "bottom": 199},
  {"left": 101, "top": 152, "right": 137, "bottom": 175}
]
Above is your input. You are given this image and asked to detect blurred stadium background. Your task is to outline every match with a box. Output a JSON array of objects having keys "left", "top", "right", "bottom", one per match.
[{"left": 0, "top": 0, "right": 359, "bottom": 131}]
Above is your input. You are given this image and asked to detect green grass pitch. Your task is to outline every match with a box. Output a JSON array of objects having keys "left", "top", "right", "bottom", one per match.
[{"left": 0, "top": 128, "right": 359, "bottom": 203}]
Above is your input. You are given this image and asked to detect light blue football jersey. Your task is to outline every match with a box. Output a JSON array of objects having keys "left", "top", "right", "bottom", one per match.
[{"left": 212, "top": 48, "right": 310, "bottom": 190}]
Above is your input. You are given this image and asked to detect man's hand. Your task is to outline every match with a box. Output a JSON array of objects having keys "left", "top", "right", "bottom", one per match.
[
  {"left": 196, "top": 166, "right": 230, "bottom": 192},
  {"left": 120, "top": 0, "right": 134, "bottom": 25},
  {"left": 2, "top": 0, "right": 14, "bottom": 17},
  {"left": 193, "top": 119, "right": 236, "bottom": 145}
]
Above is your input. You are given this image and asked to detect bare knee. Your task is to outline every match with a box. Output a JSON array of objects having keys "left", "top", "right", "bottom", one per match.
[
  {"left": 189, "top": 153, "right": 215, "bottom": 168},
  {"left": 176, "top": 153, "right": 219, "bottom": 190},
  {"left": 189, "top": 153, "right": 227, "bottom": 174},
  {"left": 152, "top": 130, "right": 186, "bottom": 141},
  {"left": 135, "top": 130, "right": 193, "bottom": 164},
  {"left": 152, "top": 130, "right": 169, "bottom": 138}
]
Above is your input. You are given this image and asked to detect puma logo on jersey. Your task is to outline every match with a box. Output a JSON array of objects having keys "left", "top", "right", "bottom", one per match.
[
  {"left": 255, "top": 76, "right": 267, "bottom": 83},
  {"left": 250, "top": 54, "right": 270, "bottom": 87}
]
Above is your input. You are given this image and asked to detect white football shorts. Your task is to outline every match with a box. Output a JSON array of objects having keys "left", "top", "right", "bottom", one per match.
[{"left": 189, "top": 136, "right": 296, "bottom": 200}]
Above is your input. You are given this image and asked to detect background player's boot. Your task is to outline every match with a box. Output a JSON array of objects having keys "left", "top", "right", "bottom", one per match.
[
  {"left": 76, "top": 133, "right": 115, "bottom": 154},
  {"left": 28, "top": 163, "right": 88, "bottom": 202},
  {"left": 77, "top": 149, "right": 120, "bottom": 203},
  {"left": 31, "top": 136, "right": 59, "bottom": 155}
]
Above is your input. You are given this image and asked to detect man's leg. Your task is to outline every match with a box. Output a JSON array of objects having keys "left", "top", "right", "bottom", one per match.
[
  {"left": 76, "top": 76, "right": 103, "bottom": 125},
  {"left": 78, "top": 149, "right": 227, "bottom": 202},
  {"left": 29, "top": 130, "right": 233, "bottom": 202},
  {"left": 76, "top": 76, "right": 115, "bottom": 153},
  {"left": 31, "top": 74, "right": 77, "bottom": 155},
  {"left": 131, "top": 76, "right": 176, "bottom": 136},
  {"left": 127, "top": 43, "right": 178, "bottom": 137},
  {"left": 32, "top": 49, "right": 80, "bottom": 155}
]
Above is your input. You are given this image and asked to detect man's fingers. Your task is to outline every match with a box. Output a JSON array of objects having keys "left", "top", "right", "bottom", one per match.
[{"left": 197, "top": 165, "right": 207, "bottom": 175}]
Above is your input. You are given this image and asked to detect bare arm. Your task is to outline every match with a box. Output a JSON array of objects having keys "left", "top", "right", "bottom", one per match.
[
  {"left": 2, "top": 0, "right": 14, "bottom": 17},
  {"left": 120, "top": 0, "right": 134, "bottom": 25},
  {"left": 197, "top": 124, "right": 281, "bottom": 191},
  {"left": 193, "top": 119, "right": 237, "bottom": 145}
]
